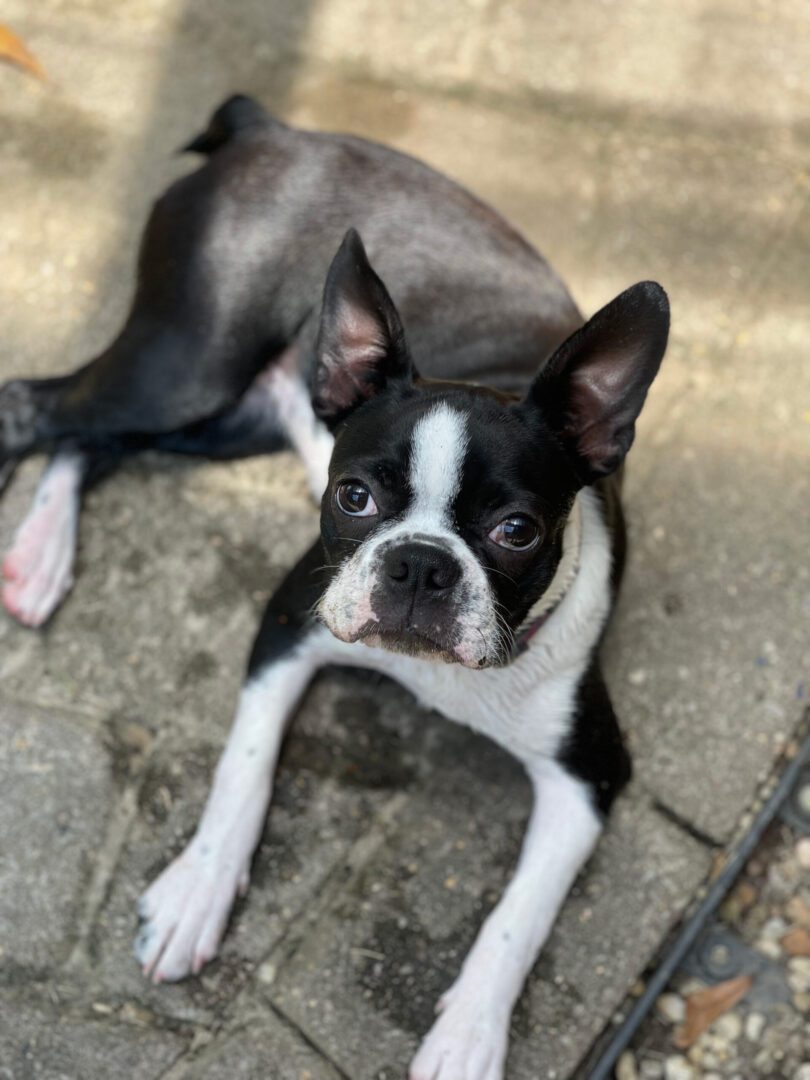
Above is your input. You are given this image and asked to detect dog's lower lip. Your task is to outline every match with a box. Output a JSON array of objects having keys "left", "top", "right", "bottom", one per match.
[
  {"left": 373, "top": 626, "right": 443, "bottom": 650},
  {"left": 358, "top": 624, "right": 458, "bottom": 660}
]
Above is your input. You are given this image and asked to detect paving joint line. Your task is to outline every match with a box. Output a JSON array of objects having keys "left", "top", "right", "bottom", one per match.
[
  {"left": 267, "top": 999, "right": 354, "bottom": 1080},
  {"left": 251, "top": 791, "right": 411, "bottom": 987},
  {"left": 0, "top": 690, "right": 108, "bottom": 725},
  {"left": 650, "top": 797, "right": 722, "bottom": 849}
]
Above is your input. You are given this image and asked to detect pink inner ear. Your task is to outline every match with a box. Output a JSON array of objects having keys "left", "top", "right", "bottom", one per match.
[
  {"left": 322, "top": 300, "right": 389, "bottom": 410},
  {"left": 338, "top": 302, "right": 388, "bottom": 365}
]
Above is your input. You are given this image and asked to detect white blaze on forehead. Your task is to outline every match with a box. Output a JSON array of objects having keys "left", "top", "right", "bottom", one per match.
[{"left": 408, "top": 403, "right": 469, "bottom": 524}]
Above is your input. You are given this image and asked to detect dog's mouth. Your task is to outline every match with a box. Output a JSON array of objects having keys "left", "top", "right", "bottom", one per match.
[
  {"left": 322, "top": 614, "right": 490, "bottom": 668},
  {"left": 356, "top": 624, "right": 460, "bottom": 664}
]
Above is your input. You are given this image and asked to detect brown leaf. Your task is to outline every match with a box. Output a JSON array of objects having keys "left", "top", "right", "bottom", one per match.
[
  {"left": 0, "top": 24, "right": 46, "bottom": 80},
  {"left": 782, "top": 926, "right": 810, "bottom": 957},
  {"left": 673, "top": 974, "right": 753, "bottom": 1049}
]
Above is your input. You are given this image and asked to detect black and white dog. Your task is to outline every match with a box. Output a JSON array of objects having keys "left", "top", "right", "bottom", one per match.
[{"left": 0, "top": 96, "right": 669, "bottom": 1078}]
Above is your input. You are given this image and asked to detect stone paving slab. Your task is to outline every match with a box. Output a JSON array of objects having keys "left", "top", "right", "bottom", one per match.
[
  {"left": 604, "top": 379, "right": 810, "bottom": 842},
  {"left": 0, "top": 700, "right": 114, "bottom": 973},
  {"left": 182, "top": 997, "right": 343, "bottom": 1075},
  {"left": 0, "top": 996, "right": 186, "bottom": 1080},
  {"left": 186, "top": 1007, "right": 342, "bottom": 1080},
  {"left": 0, "top": 452, "right": 317, "bottom": 731},
  {"left": 89, "top": 672, "right": 426, "bottom": 1027},
  {"left": 268, "top": 723, "right": 711, "bottom": 1079}
]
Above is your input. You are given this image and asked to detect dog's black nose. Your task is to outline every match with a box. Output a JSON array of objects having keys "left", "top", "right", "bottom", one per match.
[{"left": 383, "top": 542, "right": 461, "bottom": 592}]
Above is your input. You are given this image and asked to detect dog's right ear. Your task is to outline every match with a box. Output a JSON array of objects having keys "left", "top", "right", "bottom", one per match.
[{"left": 312, "top": 229, "right": 414, "bottom": 427}]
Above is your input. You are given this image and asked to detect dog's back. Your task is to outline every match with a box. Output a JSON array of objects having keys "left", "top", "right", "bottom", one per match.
[{"left": 145, "top": 95, "right": 583, "bottom": 395}]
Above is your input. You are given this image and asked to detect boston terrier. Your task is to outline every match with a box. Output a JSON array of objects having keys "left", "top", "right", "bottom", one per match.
[{"left": 0, "top": 96, "right": 669, "bottom": 1078}]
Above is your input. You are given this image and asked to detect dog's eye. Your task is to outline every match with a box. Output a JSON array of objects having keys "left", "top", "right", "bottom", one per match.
[
  {"left": 336, "top": 481, "right": 378, "bottom": 517},
  {"left": 488, "top": 515, "right": 540, "bottom": 551}
]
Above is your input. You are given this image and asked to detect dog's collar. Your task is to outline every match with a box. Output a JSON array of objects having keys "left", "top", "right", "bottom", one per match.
[{"left": 512, "top": 496, "right": 583, "bottom": 656}]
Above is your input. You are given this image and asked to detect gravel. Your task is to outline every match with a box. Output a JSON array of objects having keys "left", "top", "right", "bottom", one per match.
[{"left": 625, "top": 823, "right": 810, "bottom": 1078}]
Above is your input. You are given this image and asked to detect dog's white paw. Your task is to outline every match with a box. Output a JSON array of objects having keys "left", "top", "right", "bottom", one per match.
[
  {"left": 409, "top": 995, "right": 509, "bottom": 1080},
  {"left": 134, "top": 842, "right": 249, "bottom": 983}
]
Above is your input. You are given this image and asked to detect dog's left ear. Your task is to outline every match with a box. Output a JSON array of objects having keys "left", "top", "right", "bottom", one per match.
[
  {"left": 526, "top": 281, "right": 670, "bottom": 483},
  {"left": 312, "top": 228, "right": 414, "bottom": 427}
]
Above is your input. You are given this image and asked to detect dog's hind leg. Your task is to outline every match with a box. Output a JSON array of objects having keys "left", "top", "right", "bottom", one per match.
[
  {"left": 0, "top": 342, "right": 333, "bottom": 628},
  {"left": 261, "top": 353, "right": 334, "bottom": 501},
  {"left": 154, "top": 344, "right": 334, "bottom": 502},
  {"left": 0, "top": 376, "right": 69, "bottom": 468},
  {"left": 2, "top": 447, "right": 86, "bottom": 626}
]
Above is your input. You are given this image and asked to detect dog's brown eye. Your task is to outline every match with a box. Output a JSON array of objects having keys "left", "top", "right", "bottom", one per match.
[
  {"left": 336, "top": 481, "right": 378, "bottom": 518},
  {"left": 488, "top": 515, "right": 540, "bottom": 551}
]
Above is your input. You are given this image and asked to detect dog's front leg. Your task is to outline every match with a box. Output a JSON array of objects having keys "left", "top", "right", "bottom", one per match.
[
  {"left": 410, "top": 758, "right": 601, "bottom": 1080},
  {"left": 135, "top": 652, "right": 316, "bottom": 982},
  {"left": 135, "top": 545, "right": 330, "bottom": 983}
]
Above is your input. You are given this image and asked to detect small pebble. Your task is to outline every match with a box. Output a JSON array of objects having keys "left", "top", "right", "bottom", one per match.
[
  {"left": 760, "top": 915, "right": 789, "bottom": 942},
  {"left": 715, "top": 1011, "right": 743, "bottom": 1041},
  {"left": 754, "top": 1048, "right": 775, "bottom": 1070},
  {"left": 640, "top": 1063, "right": 664, "bottom": 1080},
  {"left": 745, "top": 1011, "right": 766, "bottom": 1041},
  {"left": 257, "top": 961, "right": 277, "bottom": 985},
  {"left": 794, "top": 1066, "right": 810, "bottom": 1080},
  {"left": 664, "top": 1057, "right": 695, "bottom": 1080},
  {"left": 655, "top": 992, "right": 686, "bottom": 1024},
  {"left": 616, "top": 1051, "right": 639, "bottom": 1080},
  {"left": 796, "top": 838, "right": 810, "bottom": 869},
  {"left": 787, "top": 956, "right": 810, "bottom": 993},
  {"left": 786, "top": 896, "right": 810, "bottom": 927},
  {"left": 758, "top": 938, "right": 783, "bottom": 959}
]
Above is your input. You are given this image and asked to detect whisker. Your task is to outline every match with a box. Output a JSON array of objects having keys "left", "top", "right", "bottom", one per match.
[
  {"left": 492, "top": 603, "right": 517, "bottom": 653},
  {"left": 485, "top": 565, "right": 518, "bottom": 586}
]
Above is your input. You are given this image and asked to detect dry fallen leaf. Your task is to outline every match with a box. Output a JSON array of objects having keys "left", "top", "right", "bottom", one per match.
[
  {"left": 673, "top": 974, "right": 753, "bottom": 1049},
  {"left": 0, "top": 23, "right": 46, "bottom": 80},
  {"left": 782, "top": 926, "right": 810, "bottom": 957}
]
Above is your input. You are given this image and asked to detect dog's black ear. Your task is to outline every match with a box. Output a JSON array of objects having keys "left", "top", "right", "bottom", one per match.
[
  {"left": 526, "top": 282, "right": 669, "bottom": 483},
  {"left": 313, "top": 229, "right": 413, "bottom": 427}
]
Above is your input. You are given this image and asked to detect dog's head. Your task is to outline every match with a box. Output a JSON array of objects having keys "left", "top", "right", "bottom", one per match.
[{"left": 313, "top": 229, "right": 669, "bottom": 668}]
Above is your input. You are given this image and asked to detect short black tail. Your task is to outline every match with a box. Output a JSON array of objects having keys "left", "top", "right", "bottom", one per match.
[{"left": 181, "top": 94, "right": 279, "bottom": 155}]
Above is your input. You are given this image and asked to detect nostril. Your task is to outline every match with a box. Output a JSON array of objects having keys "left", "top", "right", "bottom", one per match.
[
  {"left": 426, "top": 563, "right": 460, "bottom": 591},
  {"left": 383, "top": 544, "right": 461, "bottom": 592},
  {"left": 387, "top": 559, "right": 409, "bottom": 582}
]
